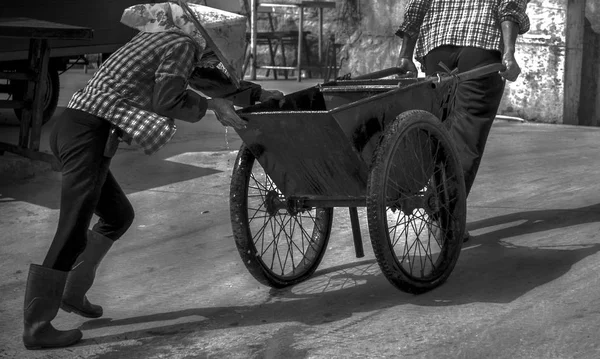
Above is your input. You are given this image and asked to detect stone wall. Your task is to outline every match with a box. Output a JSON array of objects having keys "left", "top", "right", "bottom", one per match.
[
  {"left": 333, "top": 0, "right": 406, "bottom": 75},
  {"left": 329, "top": 0, "right": 598, "bottom": 124},
  {"left": 499, "top": 0, "right": 565, "bottom": 123},
  {"left": 329, "top": 0, "right": 569, "bottom": 123},
  {"left": 587, "top": 0, "right": 600, "bottom": 33}
]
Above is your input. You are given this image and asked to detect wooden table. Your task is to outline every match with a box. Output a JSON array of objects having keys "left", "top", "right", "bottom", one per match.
[
  {"left": 0, "top": 18, "right": 93, "bottom": 169},
  {"left": 249, "top": 1, "right": 336, "bottom": 82}
]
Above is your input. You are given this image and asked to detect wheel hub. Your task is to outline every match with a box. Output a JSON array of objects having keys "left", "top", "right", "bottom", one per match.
[
  {"left": 392, "top": 191, "right": 440, "bottom": 216},
  {"left": 395, "top": 194, "right": 423, "bottom": 214},
  {"left": 264, "top": 190, "right": 284, "bottom": 216},
  {"left": 426, "top": 192, "right": 440, "bottom": 214}
]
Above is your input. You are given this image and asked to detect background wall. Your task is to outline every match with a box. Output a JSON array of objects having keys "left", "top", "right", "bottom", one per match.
[
  {"left": 207, "top": 0, "right": 600, "bottom": 125},
  {"left": 332, "top": 0, "right": 570, "bottom": 124},
  {"left": 498, "top": 0, "right": 565, "bottom": 123},
  {"left": 337, "top": 0, "right": 600, "bottom": 124}
]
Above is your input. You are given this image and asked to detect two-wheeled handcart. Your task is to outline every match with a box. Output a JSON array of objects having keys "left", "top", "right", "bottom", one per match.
[{"left": 229, "top": 64, "right": 504, "bottom": 294}]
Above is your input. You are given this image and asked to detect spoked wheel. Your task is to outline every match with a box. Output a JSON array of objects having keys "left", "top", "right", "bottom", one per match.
[
  {"left": 230, "top": 144, "right": 333, "bottom": 288},
  {"left": 367, "top": 110, "right": 466, "bottom": 294}
]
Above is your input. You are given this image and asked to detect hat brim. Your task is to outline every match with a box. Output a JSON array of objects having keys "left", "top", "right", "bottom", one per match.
[{"left": 121, "top": 1, "right": 247, "bottom": 85}]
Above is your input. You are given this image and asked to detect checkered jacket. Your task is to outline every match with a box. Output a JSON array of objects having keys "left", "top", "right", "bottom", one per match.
[
  {"left": 396, "top": 0, "right": 530, "bottom": 64},
  {"left": 68, "top": 31, "right": 208, "bottom": 155}
]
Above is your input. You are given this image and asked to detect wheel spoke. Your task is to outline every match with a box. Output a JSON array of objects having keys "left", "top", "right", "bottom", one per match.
[
  {"left": 233, "top": 148, "right": 332, "bottom": 286},
  {"left": 375, "top": 119, "right": 466, "bottom": 286}
]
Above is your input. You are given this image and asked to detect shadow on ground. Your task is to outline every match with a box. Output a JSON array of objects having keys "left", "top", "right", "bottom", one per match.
[
  {"left": 75, "top": 205, "right": 600, "bottom": 348},
  {"left": 0, "top": 152, "right": 228, "bottom": 210},
  {"left": 468, "top": 203, "right": 600, "bottom": 241}
]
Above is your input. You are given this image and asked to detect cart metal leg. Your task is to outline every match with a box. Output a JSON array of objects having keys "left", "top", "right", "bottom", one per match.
[{"left": 348, "top": 207, "right": 365, "bottom": 258}]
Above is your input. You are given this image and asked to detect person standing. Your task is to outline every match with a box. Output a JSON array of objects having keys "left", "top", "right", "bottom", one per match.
[{"left": 395, "top": 0, "right": 530, "bottom": 241}]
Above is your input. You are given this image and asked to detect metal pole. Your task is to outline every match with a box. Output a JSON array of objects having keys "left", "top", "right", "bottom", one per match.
[
  {"left": 318, "top": 7, "right": 323, "bottom": 64},
  {"left": 297, "top": 5, "right": 303, "bottom": 82},
  {"left": 349, "top": 207, "right": 365, "bottom": 258},
  {"left": 250, "top": 0, "right": 257, "bottom": 80},
  {"left": 563, "top": 0, "right": 585, "bottom": 125}
]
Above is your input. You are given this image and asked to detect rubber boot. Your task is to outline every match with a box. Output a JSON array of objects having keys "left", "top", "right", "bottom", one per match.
[
  {"left": 61, "top": 230, "right": 113, "bottom": 318},
  {"left": 23, "top": 264, "right": 83, "bottom": 349}
]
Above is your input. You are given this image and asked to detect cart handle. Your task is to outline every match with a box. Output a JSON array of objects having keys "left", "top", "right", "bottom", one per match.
[
  {"left": 351, "top": 67, "right": 408, "bottom": 80},
  {"left": 350, "top": 63, "right": 507, "bottom": 82},
  {"left": 452, "top": 63, "right": 507, "bottom": 82}
]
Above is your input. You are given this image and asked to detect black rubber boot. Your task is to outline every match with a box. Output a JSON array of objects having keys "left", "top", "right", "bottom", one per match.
[
  {"left": 61, "top": 230, "right": 113, "bottom": 318},
  {"left": 23, "top": 264, "right": 83, "bottom": 350}
]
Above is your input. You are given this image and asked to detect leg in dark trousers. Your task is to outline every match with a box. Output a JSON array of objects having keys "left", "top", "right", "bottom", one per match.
[
  {"left": 60, "top": 169, "right": 135, "bottom": 318},
  {"left": 23, "top": 108, "right": 134, "bottom": 349},
  {"left": 43, "top": 108, "right": 134, "bottom": 270},
  {"left": 58, "top": 168, "right": 135, "bottom": 318},
  {"left": 424, "top": 46, "right": 506, "bottom": 197},
  {"left": 92, "top": 170, "right": 135, "bottom": 240}
]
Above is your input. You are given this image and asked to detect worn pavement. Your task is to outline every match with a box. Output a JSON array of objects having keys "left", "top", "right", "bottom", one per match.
[{"left": 1, "top": 70, "right": 600, "bottom": 358}]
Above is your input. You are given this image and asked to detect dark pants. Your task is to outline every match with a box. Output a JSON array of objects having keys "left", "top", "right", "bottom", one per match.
[
  {"left": 43, "top": 108, "right": 134, "bottom": 272},
  {"left": 424, "top": 46, "right": 505, "bottom": 196}
]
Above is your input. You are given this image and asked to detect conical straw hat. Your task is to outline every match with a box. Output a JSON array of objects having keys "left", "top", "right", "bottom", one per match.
[{"left": 121, "top": 2, "right": 247, "bottom": 81}]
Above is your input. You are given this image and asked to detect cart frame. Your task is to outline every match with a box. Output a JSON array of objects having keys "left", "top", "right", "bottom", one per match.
[{"left": 230, "top": 63, "right": 505, "bottom": 293}]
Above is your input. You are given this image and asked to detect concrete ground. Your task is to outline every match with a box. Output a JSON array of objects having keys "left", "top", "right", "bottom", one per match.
[{"left": 2, "top": 70, "right": 600, "bottom": 359}]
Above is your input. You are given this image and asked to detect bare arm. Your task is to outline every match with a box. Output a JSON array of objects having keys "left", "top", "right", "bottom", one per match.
[
  {"left": 395, "top": 0, "right": 431, "bottom": 76},
  {"left": 189, "top": 67, "right": 261, "bottom": 104},
  {"left": 499, "top": 21, "right": 521, "bottom": 81},
  {"left": 498, "top": 0, "right": 530, "bottom": 81},
  {"left": 189, "top": 67, "right": 284, "bottom": 107},
  {"left": 153, "top": 40, "right": 210, "bottom": 123},
  {"left": 396, "top": 34, "right": 418, "bottom": 77},
  {"left": 399, "top": 34, "right": 418, "bottom": 60}
]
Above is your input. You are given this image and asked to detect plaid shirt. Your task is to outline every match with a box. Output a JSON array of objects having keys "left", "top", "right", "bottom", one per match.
[
  {"left": 68, "top": 31, "right": 208, "bottom": 155},
  {"left": 396, "top": 0, "right": 530, "bottom": 64}
]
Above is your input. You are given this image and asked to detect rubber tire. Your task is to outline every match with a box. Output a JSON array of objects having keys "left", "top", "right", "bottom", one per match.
[
  {"left": 366, "top": 110, "right": 466, "bottom": 294},
  {"left": 11, "top": 62, "right": 60, "bottom": 126},
  {"left": 230, "top": 144, "right": 334, "bottom": 288}
]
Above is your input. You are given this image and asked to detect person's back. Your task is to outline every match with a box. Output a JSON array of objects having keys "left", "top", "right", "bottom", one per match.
[
  {"left": 401, "top": 0, "right": 529, "bottom": 67},
  {"left": 91, "top": 32, "right": 193, "bottom": 111},
  {"left": 419, "top": 0, "right": 507, "bottom": 61},
  {"left": 68, "top": 31, "right": 206, "bottom": 154},
  {"left": 70, "top": 31, "right": 198, "bottom": 122},
  {"left": 396, "top": 0, "right": 529, "bottom": 241}
]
